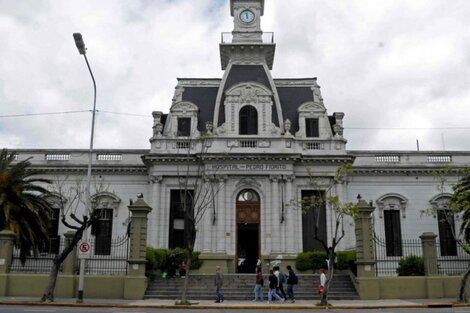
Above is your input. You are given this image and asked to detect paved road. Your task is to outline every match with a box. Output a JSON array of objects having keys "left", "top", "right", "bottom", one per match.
[{"left": 2, "top": 306, "right": 470, "bottom": 313}]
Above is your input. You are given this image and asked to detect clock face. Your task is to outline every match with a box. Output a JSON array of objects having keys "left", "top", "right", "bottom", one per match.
[{"left": 239, "top": 9, "right": 255, "bottom": 24}]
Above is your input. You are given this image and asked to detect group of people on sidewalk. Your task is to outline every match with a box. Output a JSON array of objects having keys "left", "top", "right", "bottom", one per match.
[{"left": 257, "top": 265, "right": 298, "bottom": 304}]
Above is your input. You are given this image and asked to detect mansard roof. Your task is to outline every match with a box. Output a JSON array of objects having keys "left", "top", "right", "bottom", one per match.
[{"left": 174, "top": 75, "right": 336, "bottom": 134}]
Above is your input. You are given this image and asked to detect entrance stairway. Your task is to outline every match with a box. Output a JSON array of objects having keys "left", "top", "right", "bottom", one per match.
[{"left": 144, "top": 273, "right": 359, "bottom": 300}]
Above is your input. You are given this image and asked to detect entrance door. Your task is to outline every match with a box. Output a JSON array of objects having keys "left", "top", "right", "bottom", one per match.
[{"left": 236, "top": 189, "right": 260, "bottom": 273}]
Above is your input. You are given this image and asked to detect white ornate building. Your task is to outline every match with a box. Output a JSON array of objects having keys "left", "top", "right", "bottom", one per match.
[{"left": 12, "top": 0, "right": 470, "bottom": 273}]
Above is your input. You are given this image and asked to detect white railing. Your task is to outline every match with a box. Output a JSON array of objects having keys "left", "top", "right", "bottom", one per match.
[
  {"left": 240, "top": 140, "right": 257, "bottom": 148},
  {"left": 375, "top": 155, "right": 400, "bottom": 163},
  {"left": 427, "top": 155, "right": 451, "bottom": 163},
  {"left": 45, "top": 154, "right": 70, "bottom": 161},
  {"left": 97, "top": 154, "right": 122, "bottom": 161}
]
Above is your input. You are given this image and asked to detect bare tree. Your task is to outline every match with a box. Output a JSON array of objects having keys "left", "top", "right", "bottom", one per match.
[
  {"left": 41, "top": 176, "right": 109, "bottom": 302},
  {"left": 425, "top": 167, "right": 470, "bottom": 302},
  {"left": 296, "top": 163, "right": 357, "bottom": 306},
  {"left": 174, "top": 135, "right": 224, "bottom": 304}
]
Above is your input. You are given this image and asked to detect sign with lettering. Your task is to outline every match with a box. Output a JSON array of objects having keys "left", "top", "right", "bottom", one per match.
[{"left": 207, "top": 163, "right": 291, "bottom": 172}]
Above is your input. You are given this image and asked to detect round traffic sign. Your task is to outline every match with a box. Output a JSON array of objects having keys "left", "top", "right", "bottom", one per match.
[{"left": 79, "top": 241, "right": 90, "bottom": 253}]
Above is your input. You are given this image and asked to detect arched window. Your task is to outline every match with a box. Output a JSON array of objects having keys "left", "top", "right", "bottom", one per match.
[
  {"left": 91, "top": 193, "right": 121, "bottom": 255},
  {"left": 376, "top": 194, "right": 408, "bottom": 257},
  {"left": 239, "top": 105, "right": 258, "bottom": 135},
  {"left": 430, "top": 194, "right": 457, "bottom": 256}
]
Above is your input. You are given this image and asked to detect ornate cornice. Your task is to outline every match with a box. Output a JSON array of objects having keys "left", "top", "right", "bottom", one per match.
[{"left": 27, "top": 165, "right": 147, "bottom": 175}]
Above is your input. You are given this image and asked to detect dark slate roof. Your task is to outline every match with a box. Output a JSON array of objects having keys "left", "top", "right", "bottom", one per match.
[
  {"left": 218, "top": 65, "right": 272, "bottom": 127},
  {"left": 277, "top": 87, "right": 313, "bottom": 133},
  {"left": 182, "top": 87, "right": 220, "bottom": 132},
  {"left": 224, "top": 65, "right": 271, "bottom": 91}
]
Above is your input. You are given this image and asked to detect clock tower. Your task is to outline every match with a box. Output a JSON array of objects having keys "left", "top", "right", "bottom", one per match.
[
  {"left": 220, "top": 0, "right": 275, "bottom": 70},
  {"left": 231, "top": 0, "right": 264, "bottom": 43}
]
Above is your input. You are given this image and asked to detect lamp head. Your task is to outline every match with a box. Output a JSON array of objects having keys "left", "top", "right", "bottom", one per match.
[{"left": 73, "top": 33, "right": 86, "bottom": 55}]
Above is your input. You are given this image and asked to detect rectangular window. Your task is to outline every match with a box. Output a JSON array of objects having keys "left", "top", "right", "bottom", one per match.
[
  {"left": 384, "top": 210, "right": 402, "bottom": 256},
  {"left": 177, "top": 118, "right": 191, "bottom": 137},
  {"left": 301, "top": 190, "right": 327, "bottom": 251},
  {"left": 169, "top": 190, "right": 194, "bottom": 249},
  {"left": 437, "top": 210, "right": 457, "bottom": 256},
  {"left": 305, "top": 118, "right": 319, "bottom": 138},
  {"left": 42, "top": 208, "right": 60, "bottom": 254},
  {"left": 93, "top": 208, "right": 113, "bottom": 255}
]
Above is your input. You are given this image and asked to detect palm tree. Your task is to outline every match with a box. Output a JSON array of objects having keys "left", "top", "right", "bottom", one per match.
[
  {"left": 0, "top": 149, "right": 53, "bottom": 263},
  {"left": 447, "top": 170, "right": 470, "bottom": 302}
]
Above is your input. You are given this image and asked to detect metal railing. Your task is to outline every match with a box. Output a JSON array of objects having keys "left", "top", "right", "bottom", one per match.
[
  {"left": 81, "top": 235, "right": 129, "bottom": 275},
  {"left": 221, "top": 32, "right": 274, "bottom": 44},
  {"left": 374, "top": 235, "right": 422, "bottom": 276},
  {"left": 10, "top": 235, "right": 129, "bottom": 275},
  {"left": 374, "top": 234, "right": 470, "bottom": 276},
  {"left": 437, "top": 242, "right": 470, "bottom": 275}
]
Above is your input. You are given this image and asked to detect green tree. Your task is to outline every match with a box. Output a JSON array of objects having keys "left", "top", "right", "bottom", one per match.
[
  {"left": 174, "top": 135, "right": 225, "bottom": 305},
  {"left": 0, "top": 149, "right": 53, "bottom": 263},
  {"left": 297, "top": 163, "right": 358, "bottom": 306},
  {"left": 427, "top": 167, "right": 470, "bottom": 302}
]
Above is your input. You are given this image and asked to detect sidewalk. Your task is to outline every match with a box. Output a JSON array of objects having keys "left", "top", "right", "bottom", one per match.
[{"left": 0, "top": 297, "right": 467, "bottom": 309}]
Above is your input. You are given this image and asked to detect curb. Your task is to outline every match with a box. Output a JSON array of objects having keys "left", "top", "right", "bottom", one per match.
[{"left": 0, "top": 300, "right": 465, "bottom": 310}]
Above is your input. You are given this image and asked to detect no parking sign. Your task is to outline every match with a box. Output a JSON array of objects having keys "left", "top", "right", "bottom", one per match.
[{"left": 78, "top": 241, "right": 91, "bottom": 259}]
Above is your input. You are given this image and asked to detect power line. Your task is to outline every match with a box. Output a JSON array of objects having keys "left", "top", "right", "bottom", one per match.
[
  {"left": 97, "top": 110, "right": 149, "bottom": 117},
  {"left": 0, "top": 110, "right": 91, "bottom": 118},
  {"left": 0, "top": 110, "right": 151, "bottom": 118},
  {"left": 346, "top": 127, "right": 470, "bottom": 130}
]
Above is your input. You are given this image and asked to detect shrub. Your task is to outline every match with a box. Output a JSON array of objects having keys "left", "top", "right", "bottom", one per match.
[
  {"left": 295, "top": 250, "right": 327, "bottom": 271},
  {"left": 146, "top": 248, "right": 167, "bottom": 278},
  {"left": 336, "top": 250, "right": 357, "bottom": 275},
  {"left": 296, "top": 252, "right": 313, "bottom": 271},
  {"left": 397, "top": 255, "right": 425, "bottom": 276},
  {"left": 191, "top": 251, "right": 203, "bottom": 270},
  {"left": 146, "top": 247, "right": 203, "bottom": 277},
  {"left": 296, "top": 250, "right": 358, "bottom": 272},
  {"left": 311, "top": 250, "right": 327, "bottom": 269},
  {"left": 336, "top": 251, "right": 356, "bottom": 270}
]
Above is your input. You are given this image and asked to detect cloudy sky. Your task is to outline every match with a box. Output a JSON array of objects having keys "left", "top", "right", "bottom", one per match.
[{"left": 1, "top": 0, "right": 469, "bottom": 151}]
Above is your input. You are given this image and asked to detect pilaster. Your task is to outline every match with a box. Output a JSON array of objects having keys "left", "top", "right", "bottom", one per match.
[
  {"left": 420, "top": 232, "right": 438, "bottom": 276},
  {"left": 354, "top": 199, "right": 376, "bottom": 278},
  {"left": 270, "top": 175, "right": 281, "bottom": 253},
  {"left": 127, "top": 196, "right": 152, "bottom": 277},
  {"left": 0, "top": 230, "right": 15, "bottom": 274}
]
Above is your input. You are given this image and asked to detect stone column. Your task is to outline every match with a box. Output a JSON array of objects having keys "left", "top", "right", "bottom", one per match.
[
  {"left": 216, "top": 176, "right": 227, "bottom": 253},
  {"left": 270, "top": 175, "right": 281, "bottom": 253},
  {"left": 285, "top": 175, "right": 295, "bottom": 253},
  {"left": 127, "top": 196, "right": 152, "bottom": 276},
  {"left": 149, "top": 175, "right": 162, "bottom": 248},
  {"left": 354, "top": 199, "right": 376, "bottom": 277},
  {"left": 62, "top": 231, "right": 78, "bottom": 275},
  {"left": 0, "top": 230, "right": 15, "bottom": 274},
  {"left": 420, "top": 232, "right": 438, "bottom": 276}
]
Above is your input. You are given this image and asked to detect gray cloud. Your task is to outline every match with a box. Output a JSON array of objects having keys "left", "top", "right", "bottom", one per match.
[{"left": 0, "top": 0, "right": 469, "bottom": 151}]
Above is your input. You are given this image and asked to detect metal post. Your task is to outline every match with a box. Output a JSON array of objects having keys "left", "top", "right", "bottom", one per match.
[{"left": 73, "top": 33, "right": 97, "bottom": 303}]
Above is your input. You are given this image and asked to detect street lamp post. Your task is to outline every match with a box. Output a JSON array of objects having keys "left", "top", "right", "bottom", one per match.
[{"left": 73, "top": 32, "right": 97, "bottom": 303}]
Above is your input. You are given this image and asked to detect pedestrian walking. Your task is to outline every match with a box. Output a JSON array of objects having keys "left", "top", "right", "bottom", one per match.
[
  {"left": 317, "top": 268, "right": 326, "bottom": 297},
  {"left": 273, "top": 265, "right": 287, "bottom": 299},
  {"left": 253, "top": 266, "right": 264, "bottom": 301},
  {"left": 214, "top": 265, "right": 224, "bottom": 303},
  {"left": 267, "top": 269, "right": 284, "bottom": 304},
  {"left": 286, "top": 265, "right": 298, "bottom": 303}
]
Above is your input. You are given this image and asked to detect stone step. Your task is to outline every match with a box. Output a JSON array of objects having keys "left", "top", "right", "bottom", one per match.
[{"left": 144, "top": 273, "right": 359, "bottom": 300}]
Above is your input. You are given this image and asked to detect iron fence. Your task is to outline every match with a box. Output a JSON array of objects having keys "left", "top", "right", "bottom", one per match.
[
  {"left": 10, "top": 237, "right": 64, "bottom": 273},
  {"left": 10, "top": 235, "right": 129, "bottom": 275},
  {"left": 81, "top": 235, "right": 129, "bottom": 275},
  {"left": 374, "top": 234, "right": 470, "bottom": 276},
  {"left": 374, "top": 235, "right": 422, "bottom": 276},
  {"left": 437, "top": 242, "right": 470, "bottom": 276}
]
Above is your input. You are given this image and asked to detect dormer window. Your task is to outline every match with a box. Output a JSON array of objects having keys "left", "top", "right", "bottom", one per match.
[
  {"left": 305, "top": 118, "right": 319, "bottom": 138},
  {"left": 239, "top": 105, "right": 258, "bottom": 135},
  {"left": 177, "top": 117, "right": 191, "bottom": 137}
]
